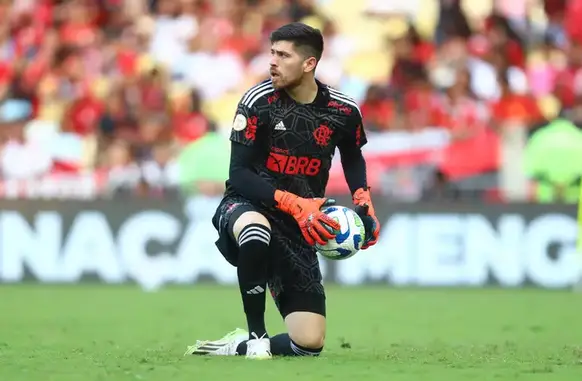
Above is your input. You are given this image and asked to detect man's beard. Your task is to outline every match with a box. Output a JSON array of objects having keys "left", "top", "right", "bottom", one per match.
[{"left": 274, "top": 74, "right": 303, "bottom": 90}]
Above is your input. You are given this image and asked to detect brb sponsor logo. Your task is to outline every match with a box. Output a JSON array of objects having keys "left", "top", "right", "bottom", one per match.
[{"left": 266, "top": 148, "right": 321, "bottom": 176}]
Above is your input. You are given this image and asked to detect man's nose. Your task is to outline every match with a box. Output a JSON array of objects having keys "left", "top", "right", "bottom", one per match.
[{"left": 269, "top": 56, "right": 278, "bottom": 67}]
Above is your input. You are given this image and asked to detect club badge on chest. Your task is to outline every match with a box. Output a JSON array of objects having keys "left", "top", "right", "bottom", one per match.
[{"left": 313, "top": 124, "right": 333, "bottom": 147}]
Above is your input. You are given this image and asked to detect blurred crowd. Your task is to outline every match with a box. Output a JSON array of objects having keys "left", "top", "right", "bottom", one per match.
[{"left": 0, "top": 0, "right": 580, "bottom": 202}]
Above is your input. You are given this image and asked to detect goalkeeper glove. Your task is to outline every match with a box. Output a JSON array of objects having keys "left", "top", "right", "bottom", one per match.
[
  {"left": 353, "top": 187, "right": 380, "bottom": 249},
  {"left": 274, "top": 190, "right": 340, "bottom": 246}
]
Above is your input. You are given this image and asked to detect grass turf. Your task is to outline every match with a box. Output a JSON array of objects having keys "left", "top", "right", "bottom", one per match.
[{"left": 0, "top": 284, "right": 581, "bottom": 381}]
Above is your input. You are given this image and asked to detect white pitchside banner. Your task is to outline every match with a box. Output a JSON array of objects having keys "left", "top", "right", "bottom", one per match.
[{"left": 0, "top": 197, "right": 579, "bottom": 290}]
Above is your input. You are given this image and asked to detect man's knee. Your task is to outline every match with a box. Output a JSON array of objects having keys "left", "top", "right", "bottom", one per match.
[
  {"left": 285, "top": 311, "right": 326, "bottom": 350},
  {"left": 232, "top": 211, "right": 271, "bottom": 242},
  {"left": 291, "top": 331, "right": 325, "bottom": 350}
]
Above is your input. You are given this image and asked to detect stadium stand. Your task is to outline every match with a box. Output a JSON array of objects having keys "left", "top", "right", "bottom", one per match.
[{"left": 0, "top": 0, "right": 580, "bottom": 203}]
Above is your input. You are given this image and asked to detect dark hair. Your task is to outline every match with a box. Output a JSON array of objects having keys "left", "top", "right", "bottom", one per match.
[
  {"left": 270, "top": 22, "right": 324, "bottom": 61},
  {"left": 497, "top": 69, "right": 511, "bottom": 90},
  {"left": 190, "top": 89, "right": 201, "bottom": 112}
]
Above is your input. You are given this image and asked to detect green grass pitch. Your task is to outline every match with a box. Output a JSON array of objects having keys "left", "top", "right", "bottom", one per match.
[{"left": 0, "top": 284, "right": 581, "bottom": 380}]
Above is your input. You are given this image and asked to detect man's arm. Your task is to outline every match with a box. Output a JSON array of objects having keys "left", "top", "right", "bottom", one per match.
[
  {"left": 339, "top": 143, "right": 367, "bottom": 195},
  {"left": 338, "top": 111, "right": 380, "bottom": 249},
  {"left": 338, "top": 113, "right": 369, "bottom": 193},
  {"left": 229, "top": 141, "right": 277, "bottom": 207},
  {"left": 228, "top": 103, "right": 278, "bottom": 206}
]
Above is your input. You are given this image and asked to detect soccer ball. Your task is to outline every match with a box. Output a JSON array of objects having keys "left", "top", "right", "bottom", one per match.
[{"left": 315, "top": 205, "right": 365, "bottom": 260}]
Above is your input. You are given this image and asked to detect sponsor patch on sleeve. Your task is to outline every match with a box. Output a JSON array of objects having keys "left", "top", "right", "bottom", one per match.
[{"left": 233, "top": 114, "right": 247, "bottom": 131}]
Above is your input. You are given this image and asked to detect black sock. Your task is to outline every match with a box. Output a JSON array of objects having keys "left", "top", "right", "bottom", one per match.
[
  {"left": 270, "top": 334, "right": 323, "bottom": 357},
  {"left": 237, "top": 223, "right": 271, "bottom": 339},
  {"left": 236, "top": 334, "right": 323, "bottom": 356},
  {"left": 236, "top": 341, "right": 247, "bottom": 355}
]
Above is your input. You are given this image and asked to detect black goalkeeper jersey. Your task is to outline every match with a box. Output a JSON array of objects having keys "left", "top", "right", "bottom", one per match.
[{"left": 225, "top": 78, "right": 368, "bottom": 201}]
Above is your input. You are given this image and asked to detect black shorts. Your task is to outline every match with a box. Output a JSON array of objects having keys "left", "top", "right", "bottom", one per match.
[{"left": 212, "top": 195, "right": 326, "bottom": 318}]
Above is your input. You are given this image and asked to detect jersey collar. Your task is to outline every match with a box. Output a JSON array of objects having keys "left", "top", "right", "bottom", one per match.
[
  {"left": 279, "top": 78, "right": 331, "bottom": 107},
  {"left": 313, "top": 78, "right": 331, "bottom": 107}
]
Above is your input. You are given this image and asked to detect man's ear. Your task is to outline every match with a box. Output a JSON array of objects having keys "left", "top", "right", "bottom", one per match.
[{"left": 303, "top": 56, "right": 317, "bottom": 73}]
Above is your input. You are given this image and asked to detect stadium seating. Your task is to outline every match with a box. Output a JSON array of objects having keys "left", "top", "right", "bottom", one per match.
[{"left": 0, "top": 0, "right": 578, "bottom": 203}]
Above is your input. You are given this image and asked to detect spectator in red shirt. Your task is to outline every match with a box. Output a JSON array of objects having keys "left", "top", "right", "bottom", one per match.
[
  {"left": 483, "top": 13, "right": 526, "bottom": 68},
  {"left": 436, "top": 69, "right": 500, "bottom": 180},
  {"left": 403, "top": 66, "right": 440, "bottom": 131},
  {"left": 62, "top": 90, "right": 104, "bottom": 136},
  {"left": 135, "top": 66, "right": 168, "bottom": 115},
  {"left": 434, "top": 67, "right": 487, "bottom": 141},
  {"left": 220, "top": 14, "right": 260, "bottom": 60},
  {"left": 553, "top": 40, "right": 582, "bottom": 109},
  {"left": 171, "top": 88, "right": 210, "bottom": 144},
  {"left": 407, "top": 25, "right": 435, "bottom": 64},
  {"left": 360, "top": 85, "right": 394, "bottom": 132},
  {"left": 390, "top": 25, "right": 435, "bottom": 91},
  {"left": 59, "top": 0, "right": 99, "bottom": 49},
  {"left": 564, "top": 0, "right": 582, "bottom": 43},
  {"left": 490, "top": 70, "right": 545, "bottom": 131}
]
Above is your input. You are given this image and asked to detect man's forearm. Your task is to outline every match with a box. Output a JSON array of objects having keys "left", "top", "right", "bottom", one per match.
[
  {"left": 229, "top": 167, "right": 277, "bottom": 206},
  {"left": 229, "top": 142, "right": 277, "bottom": 206},
  {"left": 341, "top": 148, "right": 368, "bottom": 195}
]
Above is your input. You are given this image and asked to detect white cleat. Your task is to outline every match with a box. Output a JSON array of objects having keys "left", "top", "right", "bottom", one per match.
[
  {"left": 246, "top": 332, "right": 272, "bottom": 360},
  {"left": 184, "top": 328, "right": 249, "bottom": 356}
]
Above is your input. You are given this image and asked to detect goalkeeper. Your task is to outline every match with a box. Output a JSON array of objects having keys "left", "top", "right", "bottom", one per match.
[{"left": 184, "top": 22, "right": 380, "bottom": 360}]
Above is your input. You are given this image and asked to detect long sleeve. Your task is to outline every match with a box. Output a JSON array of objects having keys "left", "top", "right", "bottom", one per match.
[
  {"left": 339, "top": 144, "right": 367, "bottom": 194},
  {"left": 338, "top": 111, "right": 369, "bottom": 194},
  {"left": 229, "top": 141, "right": 277, "bottom": 206}
]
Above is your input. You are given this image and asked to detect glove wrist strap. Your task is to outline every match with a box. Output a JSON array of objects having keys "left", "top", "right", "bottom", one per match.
[
  {"left": 274, "top": 190, "right": 295, "bottom": 214},
  {"left": 353, "top": 187, "right": 371, "bottom": 205}
]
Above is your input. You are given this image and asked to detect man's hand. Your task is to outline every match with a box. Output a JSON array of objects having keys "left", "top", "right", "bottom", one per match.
[
  {"left": 353, "top": 187, "right": 380, "bottom": 249},
  {"left": 274, "top": 190, "right": 341, "bottom": 246}
]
